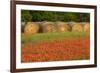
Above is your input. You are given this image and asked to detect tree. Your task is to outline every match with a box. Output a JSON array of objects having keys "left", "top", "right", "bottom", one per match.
[
  {"left": 21, "top": 10, "right": 90, "bottom": 22},
  {"left": 21, "top": 10, "right": 32, "bottom": 22}
]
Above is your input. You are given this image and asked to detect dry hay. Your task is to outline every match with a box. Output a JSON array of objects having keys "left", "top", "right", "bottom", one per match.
[
  {"left": 56, "top": 22, "right": 71, "bottom": 32},
  {"left": 41, "top": 22, "right": 57, "bottom": 33},
  {"left": 83, "top": 23, "right": 90, "bottom": 32},
  {"left": 72, "top": 23, "right": 83, "bottom": 32},
  {"left": 24, "top": 22, "right": 39, "bottom": 34}
]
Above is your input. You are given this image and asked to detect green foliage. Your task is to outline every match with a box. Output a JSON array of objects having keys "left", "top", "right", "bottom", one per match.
[
  {"left": 63, "top": 13, "right": 78, "bottom": 22},
  {"left": 21, "top": 10, "right": 90, "bottom": 22},
  {"left": 21, "top": 10, "right": 32, "bottom": 22}
]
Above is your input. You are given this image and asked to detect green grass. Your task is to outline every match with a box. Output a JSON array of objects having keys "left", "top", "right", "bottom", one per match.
[{"left": 21, "top": 31, "right": 90, "bottom": 44}]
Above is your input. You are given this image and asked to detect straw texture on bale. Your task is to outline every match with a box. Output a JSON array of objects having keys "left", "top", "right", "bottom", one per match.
[
  {"left": 72, "top": 23, "right": 83, "bottom": 32},
  {"left": 24, "top": 22, "right": 39, "bottom": 34},
  {"left": 83, "top": 23, "right": 90, "bottom": 32},
  {"left": 41, "top": 22, "right": 57, "bottom": 33},
  {"left": 56, "top": 22, "right": 71, "bottom": 32}
]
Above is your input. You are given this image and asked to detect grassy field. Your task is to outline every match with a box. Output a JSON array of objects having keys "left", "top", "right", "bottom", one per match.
[{"left": 21, "top": 31, "right": 90, "bottom": 44}]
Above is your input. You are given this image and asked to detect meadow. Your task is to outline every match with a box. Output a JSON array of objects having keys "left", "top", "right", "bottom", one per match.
[{"left": 21, "top": 32, "right": 90, "bottom": 62}]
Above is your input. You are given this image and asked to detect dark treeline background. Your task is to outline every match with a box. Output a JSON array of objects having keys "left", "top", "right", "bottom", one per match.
[{"left": 21, "top": 10, "right": 90, "bottom": 22}]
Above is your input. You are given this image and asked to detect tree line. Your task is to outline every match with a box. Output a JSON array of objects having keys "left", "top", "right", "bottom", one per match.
[{"left": 21, "top": 10, "right": 90, "bottom": 22}]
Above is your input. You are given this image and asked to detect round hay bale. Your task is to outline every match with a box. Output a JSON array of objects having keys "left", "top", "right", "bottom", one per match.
[
  {"left": 83, "top": 23, "right": 90, "bottom": 32},
  {"left": 56, "top": 22, "right": 71, "bottom": 32},
  {"left": 41, "top": 22, "right": 57, "bottom": 33},
  {"left": 24, "top": 22, "right": 39, "bottom": 34},
  {"left": 72, "top": 23, "right": 83, "bottom": 32}
]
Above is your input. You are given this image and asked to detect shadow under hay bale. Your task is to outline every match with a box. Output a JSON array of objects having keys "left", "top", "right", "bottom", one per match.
[
  {"left": 67, "top": 21, "right": 76, "bottom": 27},
  {"left": 56, "top": 22, "right": 71, "bottom": 32},
  {"left": 21, "top": 22, "right": 26, "bottom": 33},
  {"left": 35, "top": 22, "right": 44, "bottom": 33},
  {"left": 41, "top": 22, "right": 57, "bottom": 33},
  {"left": 67, "top": 22, "right": 76, "bottom": 31},
  {"left": 83, "top": 23, "right": 90, "bottom": 32},
  {"left": 72, "top": 23, "right": 83, "bottom": 32},
  {"left": 24, "top": 22, "right": 39, "bottom": 34}
]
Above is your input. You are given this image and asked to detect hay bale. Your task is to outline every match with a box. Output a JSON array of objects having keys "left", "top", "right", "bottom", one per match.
[
  {"left": 56, "top": 22, "right": 71, "bottom": 32},
  {"left": 24, "top": 22, "right": 39, "bottom": 34},
  {"left": 83, "top": 23, "right": 90, "bottom": 32},
  {"left": 72, "top": 23, "right": 83, "bottom": 32},
  {"left": 41, "top": 22, "right": 57, "bottom": 33}
]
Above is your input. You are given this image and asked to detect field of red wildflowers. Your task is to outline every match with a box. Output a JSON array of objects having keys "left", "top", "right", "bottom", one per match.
[{"left": 21, "top": 37, "right": 90, "bottom": 63}]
